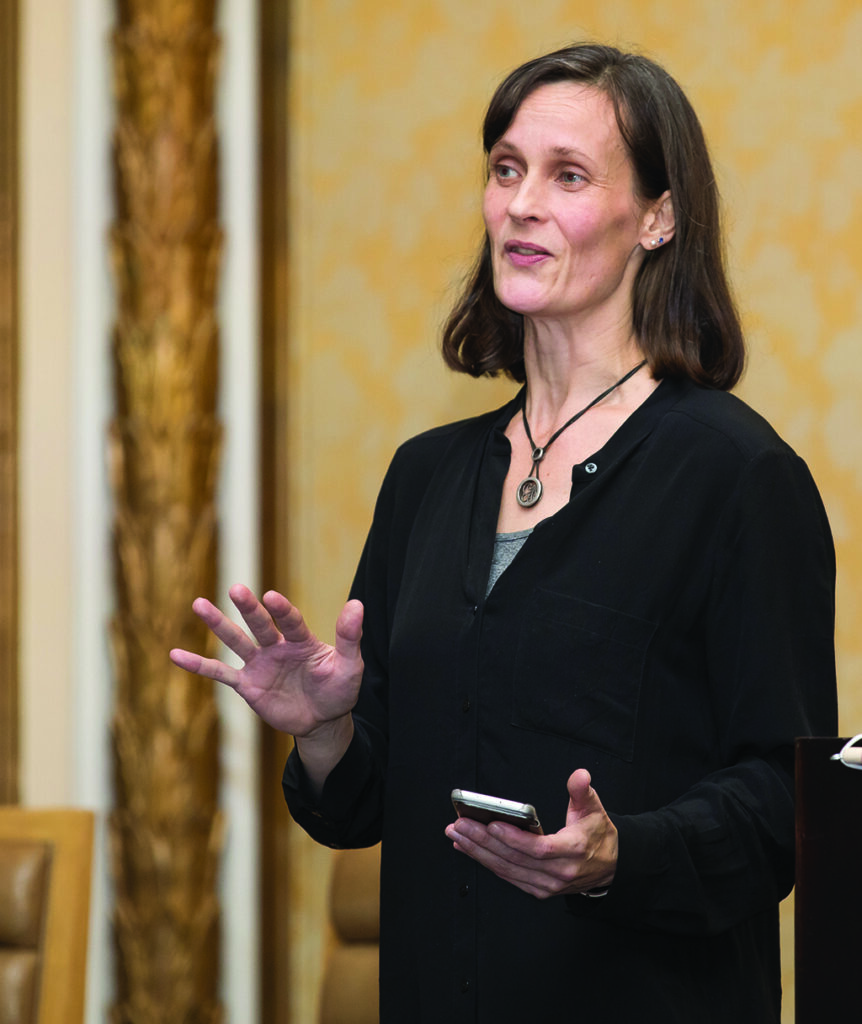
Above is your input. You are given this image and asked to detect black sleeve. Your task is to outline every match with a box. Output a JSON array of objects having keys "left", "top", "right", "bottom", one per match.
[
  {"left": 282, "top": 436, "right": 440, "bottom": 848},
  {"left": 570, "top": 449, "right": 837, "bottom": 934}
]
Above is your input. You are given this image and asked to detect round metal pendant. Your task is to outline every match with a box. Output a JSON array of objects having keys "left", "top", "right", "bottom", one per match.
[{"left": 516, "top": 476, "right": 542, "bottom": 508}]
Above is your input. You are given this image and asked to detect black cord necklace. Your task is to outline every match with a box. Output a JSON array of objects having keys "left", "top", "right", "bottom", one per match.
[{"left": 516, "top": 359, "right": 647, "bottom": 508}]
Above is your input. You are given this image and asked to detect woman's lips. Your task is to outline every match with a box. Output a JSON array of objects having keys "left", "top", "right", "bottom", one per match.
[{"left": 504, "top": 240, "right": 551, "bottom": 266}]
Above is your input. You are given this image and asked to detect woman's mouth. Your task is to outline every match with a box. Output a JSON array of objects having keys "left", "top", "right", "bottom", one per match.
[{"left": 504, "top": 241, "right": 551, "bottom": 266}]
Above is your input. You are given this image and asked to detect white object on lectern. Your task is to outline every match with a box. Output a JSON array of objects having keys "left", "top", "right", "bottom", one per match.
[{"left": 830, "top": 733, "right": 862, "bottom": 770}]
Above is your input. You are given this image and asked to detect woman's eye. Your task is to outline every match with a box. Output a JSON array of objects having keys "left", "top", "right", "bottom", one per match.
[
  {"left": 493, "top": 163, "right": 519, "bottom": 181},
  {"left": 560, "top": 171, "right": 585, "bottom": 185}
]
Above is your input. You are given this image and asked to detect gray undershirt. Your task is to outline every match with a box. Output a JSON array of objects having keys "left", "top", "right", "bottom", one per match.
[{"left": 486, "top": 527, "right": 533, "bottom": 597}]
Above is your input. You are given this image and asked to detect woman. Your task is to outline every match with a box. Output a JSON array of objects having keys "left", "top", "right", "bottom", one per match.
[{"left": 171, "top": 43, "right": 837, "bottom": 1022}]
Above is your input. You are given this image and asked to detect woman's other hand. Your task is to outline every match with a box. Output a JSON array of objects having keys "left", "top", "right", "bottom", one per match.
[
  {"left": 445, "top": 768, "right": 618, "bottom": 898},
  {"left": 169, "top": 583, "right": 364, "bottom": 741}
]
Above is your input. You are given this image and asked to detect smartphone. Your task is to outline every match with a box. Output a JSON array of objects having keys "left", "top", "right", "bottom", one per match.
[{"left": 451, "top": 789, "right": 542, "bottom": 834}]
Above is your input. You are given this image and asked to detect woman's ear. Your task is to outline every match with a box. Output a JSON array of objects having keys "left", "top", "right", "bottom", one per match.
[{"left": 641, "top": 190, "right": 675, "bottom": 251}]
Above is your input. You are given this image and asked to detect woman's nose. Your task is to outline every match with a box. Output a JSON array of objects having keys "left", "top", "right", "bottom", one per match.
[{"left": 506, "top": 173, "right": 545, "bottom": 222}]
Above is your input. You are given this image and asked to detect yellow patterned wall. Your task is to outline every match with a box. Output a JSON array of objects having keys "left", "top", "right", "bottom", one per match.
[{"left": 286, "top": 2, "right": 861, "bottom": 1019}]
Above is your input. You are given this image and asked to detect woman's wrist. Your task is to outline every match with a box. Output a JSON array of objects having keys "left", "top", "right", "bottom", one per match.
[{"left": 294, "top": 714, "right": 355, "bottom": 797}]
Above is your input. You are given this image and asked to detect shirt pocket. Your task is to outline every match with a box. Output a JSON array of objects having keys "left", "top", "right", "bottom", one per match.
[{"left": 511, "top": 590, "right": 656, "bottom": 762}]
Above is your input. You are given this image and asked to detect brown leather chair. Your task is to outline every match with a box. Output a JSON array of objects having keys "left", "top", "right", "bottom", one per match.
[
  {"left": 0, "top": 808, "right": 94, "bottom": 1024},
  {"left": 319, "top": 844, "right": 381, "bottom": 1024}
]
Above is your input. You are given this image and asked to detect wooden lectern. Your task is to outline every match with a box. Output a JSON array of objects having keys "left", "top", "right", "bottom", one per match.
[{"left": 795, "top": 736, "right": 862, "bottom": 1021}]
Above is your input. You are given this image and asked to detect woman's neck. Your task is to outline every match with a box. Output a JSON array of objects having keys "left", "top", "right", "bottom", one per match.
[{"left": 521, "top": 319, "right": 650, "bottom": 436}]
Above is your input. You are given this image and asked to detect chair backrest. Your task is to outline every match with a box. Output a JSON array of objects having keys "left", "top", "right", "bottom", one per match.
[
  {"left": 319, "top": 844, "right": 380, "bottom": 1024},
  {"left": 0, "top": 808, "right": 94, "bottom": 1024}
]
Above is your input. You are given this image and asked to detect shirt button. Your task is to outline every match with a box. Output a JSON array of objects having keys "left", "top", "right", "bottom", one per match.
[
  {"left": 585, "top": 462, "right": 598, "bottom": 474},
  {"left": 460, "top": 978, "right": 471, "bottom": 993},
  {"left": 461, "top": 698, "right": 471, "bottom": 713},
  {"left": 459, "top": 884, "right": 470, "bottom": 898}
]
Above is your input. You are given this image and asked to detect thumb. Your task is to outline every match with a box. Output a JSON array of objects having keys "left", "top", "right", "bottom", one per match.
[
  {"left": 334, "top": 599, "right": 364, "bottom": 659},
  {"left": 565, "top": 768, "right": 601, "bottom": 824}
]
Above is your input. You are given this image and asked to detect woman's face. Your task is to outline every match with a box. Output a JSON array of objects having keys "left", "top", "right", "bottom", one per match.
[{"left": 483, "top": 82, "right": 655, "bottom": 335}]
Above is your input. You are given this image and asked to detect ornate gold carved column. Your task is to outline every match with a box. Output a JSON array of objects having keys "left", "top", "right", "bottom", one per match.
[
  {"left": 0, "top": 0, "right": 19, "bottom": 805},
  {"left": 108, "top": 1, "right": 223, "bottom": 1019}
]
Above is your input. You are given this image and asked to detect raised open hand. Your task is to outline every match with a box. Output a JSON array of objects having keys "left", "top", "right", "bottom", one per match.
[{"left": 169, "top": 583, "right": 364, "bottom": 739}]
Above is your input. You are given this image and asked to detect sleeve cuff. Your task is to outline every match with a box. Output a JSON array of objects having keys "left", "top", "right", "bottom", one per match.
[
  {"left": 282, "top": 724, "right": 381, "bottom": 845},
  {"left": 566, "top": 811, "right": 670, "bottom": 920}
]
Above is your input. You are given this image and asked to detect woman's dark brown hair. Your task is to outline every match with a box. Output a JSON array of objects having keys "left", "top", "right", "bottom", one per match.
[{"left": 441, "top": 43, "right": 745, "bottom": 389}]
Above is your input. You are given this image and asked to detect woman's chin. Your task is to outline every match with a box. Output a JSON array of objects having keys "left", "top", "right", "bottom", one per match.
[{"left": 495, "top": 288, "right": 557, "bottom": 320}]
